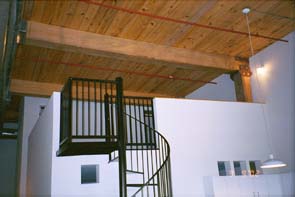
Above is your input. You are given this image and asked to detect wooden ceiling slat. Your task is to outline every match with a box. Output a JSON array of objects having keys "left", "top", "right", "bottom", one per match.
[
  {"left": 40, "top": 1, "right": 58, "bottom": 24},
  {"left": 63, "top": 1, "right": 80, "bottom": 28},
  {"left": 79, "top": 1, "right": 100, "bottom": 32},
  {"left": 104, "top": 0, "right": 147, "bottom": 37},
  {"left": 95, "top": 2, "right": 123, "bottom": 34},
  {"left": 136, "top": 0, "right": 184, "bottom": 43},
  {"left": 149, "top": 67, "right": 209, "bottom": 96},
  {"left": 22, "top": 0, "right": 34, "bottom": 20},
  {"left": 29, "top": 0, "right": 46, "bottom": 21},
  {"left": 87, "top": 3, "right": 110, "bottom": 33},
  {"left": 50, "top": 1, "right": 68, "bottom": 26},
  {"left": 68, "top": 1, "right": 90, "bottom": 29},
  {"left": 136, "top": 66, "right": 176, "bottom": 93},
  {"left": 117, "top": 0, "right": 168, "bottom": 40},
  {"left": 162, "top": 0, "right": 217, "bottom": 46},
  {"left": 11, "top": 46, "right": 24, "bottom": 79},
  {"left": 138, "top": 0, "right": 218, "bottom": 45}
]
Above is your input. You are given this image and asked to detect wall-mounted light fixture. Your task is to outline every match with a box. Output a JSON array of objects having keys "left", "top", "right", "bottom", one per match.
[{"left": 256, "top": 63, "right": 265, "bottom": 75}]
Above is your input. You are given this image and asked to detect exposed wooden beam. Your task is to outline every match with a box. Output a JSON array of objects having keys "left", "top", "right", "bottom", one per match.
[
  {"left": 25, "top": 21, "right": 240, "bottom": 72},
  {"left": 10, "top": 79, "right": 171, "bottom": 98}
]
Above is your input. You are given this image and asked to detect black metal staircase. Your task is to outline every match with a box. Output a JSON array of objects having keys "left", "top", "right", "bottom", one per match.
[{"left": 57, "top": 77, "right": 172, "bottom": 197}]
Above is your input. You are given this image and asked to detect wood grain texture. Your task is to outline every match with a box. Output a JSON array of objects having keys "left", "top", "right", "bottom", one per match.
[
  {"left": 12, "top": 44, "right": 219, "bottom": 97},
  {"left": 10, "top": 79, "right": 172, "bottom": 98},
  {"left": 25, "top": 21, "right": 240, "bottom": 71},
  {"left": 22, "top": 0, "right": 295, "bottom": 59}
]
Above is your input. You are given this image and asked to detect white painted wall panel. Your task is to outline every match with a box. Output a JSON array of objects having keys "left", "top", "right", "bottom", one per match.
[
  {"left": 154, "top": 98, "right": 269, "bottom": 196},
  {"left": 186, "top": 74, "right": 236, "bottom": 101},
  {"left": 18, "top": 96, "right": 49, "bottom": 195},
  {"left": 26, "top": 94, "right": 55, "bottom": 196}
]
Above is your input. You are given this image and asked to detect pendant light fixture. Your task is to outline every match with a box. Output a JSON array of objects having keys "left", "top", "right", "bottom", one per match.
[
  {"left": 261, "top": 154, "right": 287, "bottom": 169},
  {"left": 242, "top": 8, "right": 287, "bottom": 169}
]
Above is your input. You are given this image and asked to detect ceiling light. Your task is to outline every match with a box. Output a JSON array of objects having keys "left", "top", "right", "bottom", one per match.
[
  {"left": 261, "top": 154, "right": 287, "bottom": 169},
  {"left": 242, "top": 7, "right": 251, "bottom": 14}
]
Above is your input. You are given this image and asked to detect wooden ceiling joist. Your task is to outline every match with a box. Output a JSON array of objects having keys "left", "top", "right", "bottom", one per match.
[
  {"left": 10, "top": 79, "right": 171, "bottom": 98},
  {"left": 25, "top": 21, "right": 240, "bottom": 72}
]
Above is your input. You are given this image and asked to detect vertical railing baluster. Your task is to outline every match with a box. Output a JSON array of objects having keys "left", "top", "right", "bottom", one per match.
[
  {"left": 146, "top": 99, "right": 155, "bottom": 196},
  {"left": 94, "top": 81, "right": 97, "bottom": 136},
  {"left": 143, "top": 99, "right": 151, "bottom": 196},
  {"left": 168, "top": 158, "right": 173, "bottom": 196},
  {"left": 75, "top": 80, "right": 78, "bottom": 137},
  {"left": 110, "top": 83, "right": 114, "bottom": 141},
  {"left": 82, "top": 80, "right": 85, "bottom": 136},
  {"left": 162, "top": 138, "right": 167, "bottom": 197},
  {"left": 68, "top": 79, "right": 72, "bottom": 142},
  {"left": 134, "top": 98, "right": 145, "bottom": 196},
  {"left": 133, "top": 98, "right": 139, "bottom": 173},
  {"left": 100, "top": 82, "right": 102, "bottom": 137},
  {"left": 127, "top": 97, "right": 134, "bottom": 171},
  {"left": 88, "top": 80, "right": 90, "bottom": 136},
  {"left": 104, "top": 82, "right": 108, "bottom": 137},
  {"left": 105, "top": 93, "right": 110, "bottom": 142}
]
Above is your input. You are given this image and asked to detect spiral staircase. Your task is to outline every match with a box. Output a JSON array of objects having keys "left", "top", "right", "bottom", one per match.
[{"left": 57, "top": 77, "right": 172, "bottom": 197}]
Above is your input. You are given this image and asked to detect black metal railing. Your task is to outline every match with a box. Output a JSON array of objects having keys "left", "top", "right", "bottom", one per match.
[
  {"left": 124, "top": 96, "right": 156, "bottom": 148},
  {"left": 124, "top": 113, "right": 172, "bottom": 197},
  {"left": 60, "top": 77, "right": 119, "bottom": 145}
]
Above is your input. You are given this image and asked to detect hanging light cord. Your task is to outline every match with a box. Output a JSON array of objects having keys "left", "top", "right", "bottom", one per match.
[
  {"left": 244, "top": 11, "right": 274, "bottom": 156},
  {"left": 245, "top": 13, "right": 254, "bottom": 56}
]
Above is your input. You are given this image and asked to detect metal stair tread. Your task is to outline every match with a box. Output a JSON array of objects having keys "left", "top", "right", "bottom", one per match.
[
  {"left": 126, "top": 183, "right": 158, "bottom": 187},
  {"left": 126, "top": 169, "right": 144, "bottom": 174}
]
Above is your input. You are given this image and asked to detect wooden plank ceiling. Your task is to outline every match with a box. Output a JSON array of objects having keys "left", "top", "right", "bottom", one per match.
[{"left": 5, "top": 0, "right": 295, "bottom": 122}]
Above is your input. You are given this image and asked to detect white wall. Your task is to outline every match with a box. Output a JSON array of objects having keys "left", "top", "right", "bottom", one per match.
[
  {"left": 20, "top": 94, "right": 148, "bottom": 196},
  {"left": 18, "top": 96, "right": 49, "bottom": 195},
  {"left": 186, "top": 74, "right": 236, "bottom": 101},
  {"left": 0, "top": 139, "right": 17, "bottom": 196},
  {"left": 26, "top": 94, "right": 55, "bottom": 196},
  {"left": 51, "top": 93, "right": 119, "bottom": 196},
  {"left": 154, "top": 98, "right": 270, "bottom": 196},
  {"left": 250, "top": 31, "right": 295, "bottom": 172}
]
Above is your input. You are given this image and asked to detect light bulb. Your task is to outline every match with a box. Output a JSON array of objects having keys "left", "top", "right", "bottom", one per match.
[{"left": 257, "top": 66, "right": 265, "bottom": 75}]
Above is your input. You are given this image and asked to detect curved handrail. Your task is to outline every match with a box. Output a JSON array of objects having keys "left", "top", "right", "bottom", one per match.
[{"left": 124, "top": 113, "right": 172, "bottom": 196}]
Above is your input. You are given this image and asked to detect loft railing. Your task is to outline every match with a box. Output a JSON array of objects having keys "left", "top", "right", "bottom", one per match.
[
  {"left": 124, "top": 96, "right": 156, "bottom": 148},
  {"left": 60, "top": 77, "right": 119, "bottom": 146}
]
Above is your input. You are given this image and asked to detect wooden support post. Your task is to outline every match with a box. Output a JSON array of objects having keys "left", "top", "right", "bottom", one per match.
[{"left": 231, "top": 65, "right": 253, "bottom": 102}]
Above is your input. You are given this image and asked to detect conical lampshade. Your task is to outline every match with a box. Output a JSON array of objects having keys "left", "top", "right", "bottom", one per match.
[{"left": 261, "top": 154, "right": 287, "bottom": 169}]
